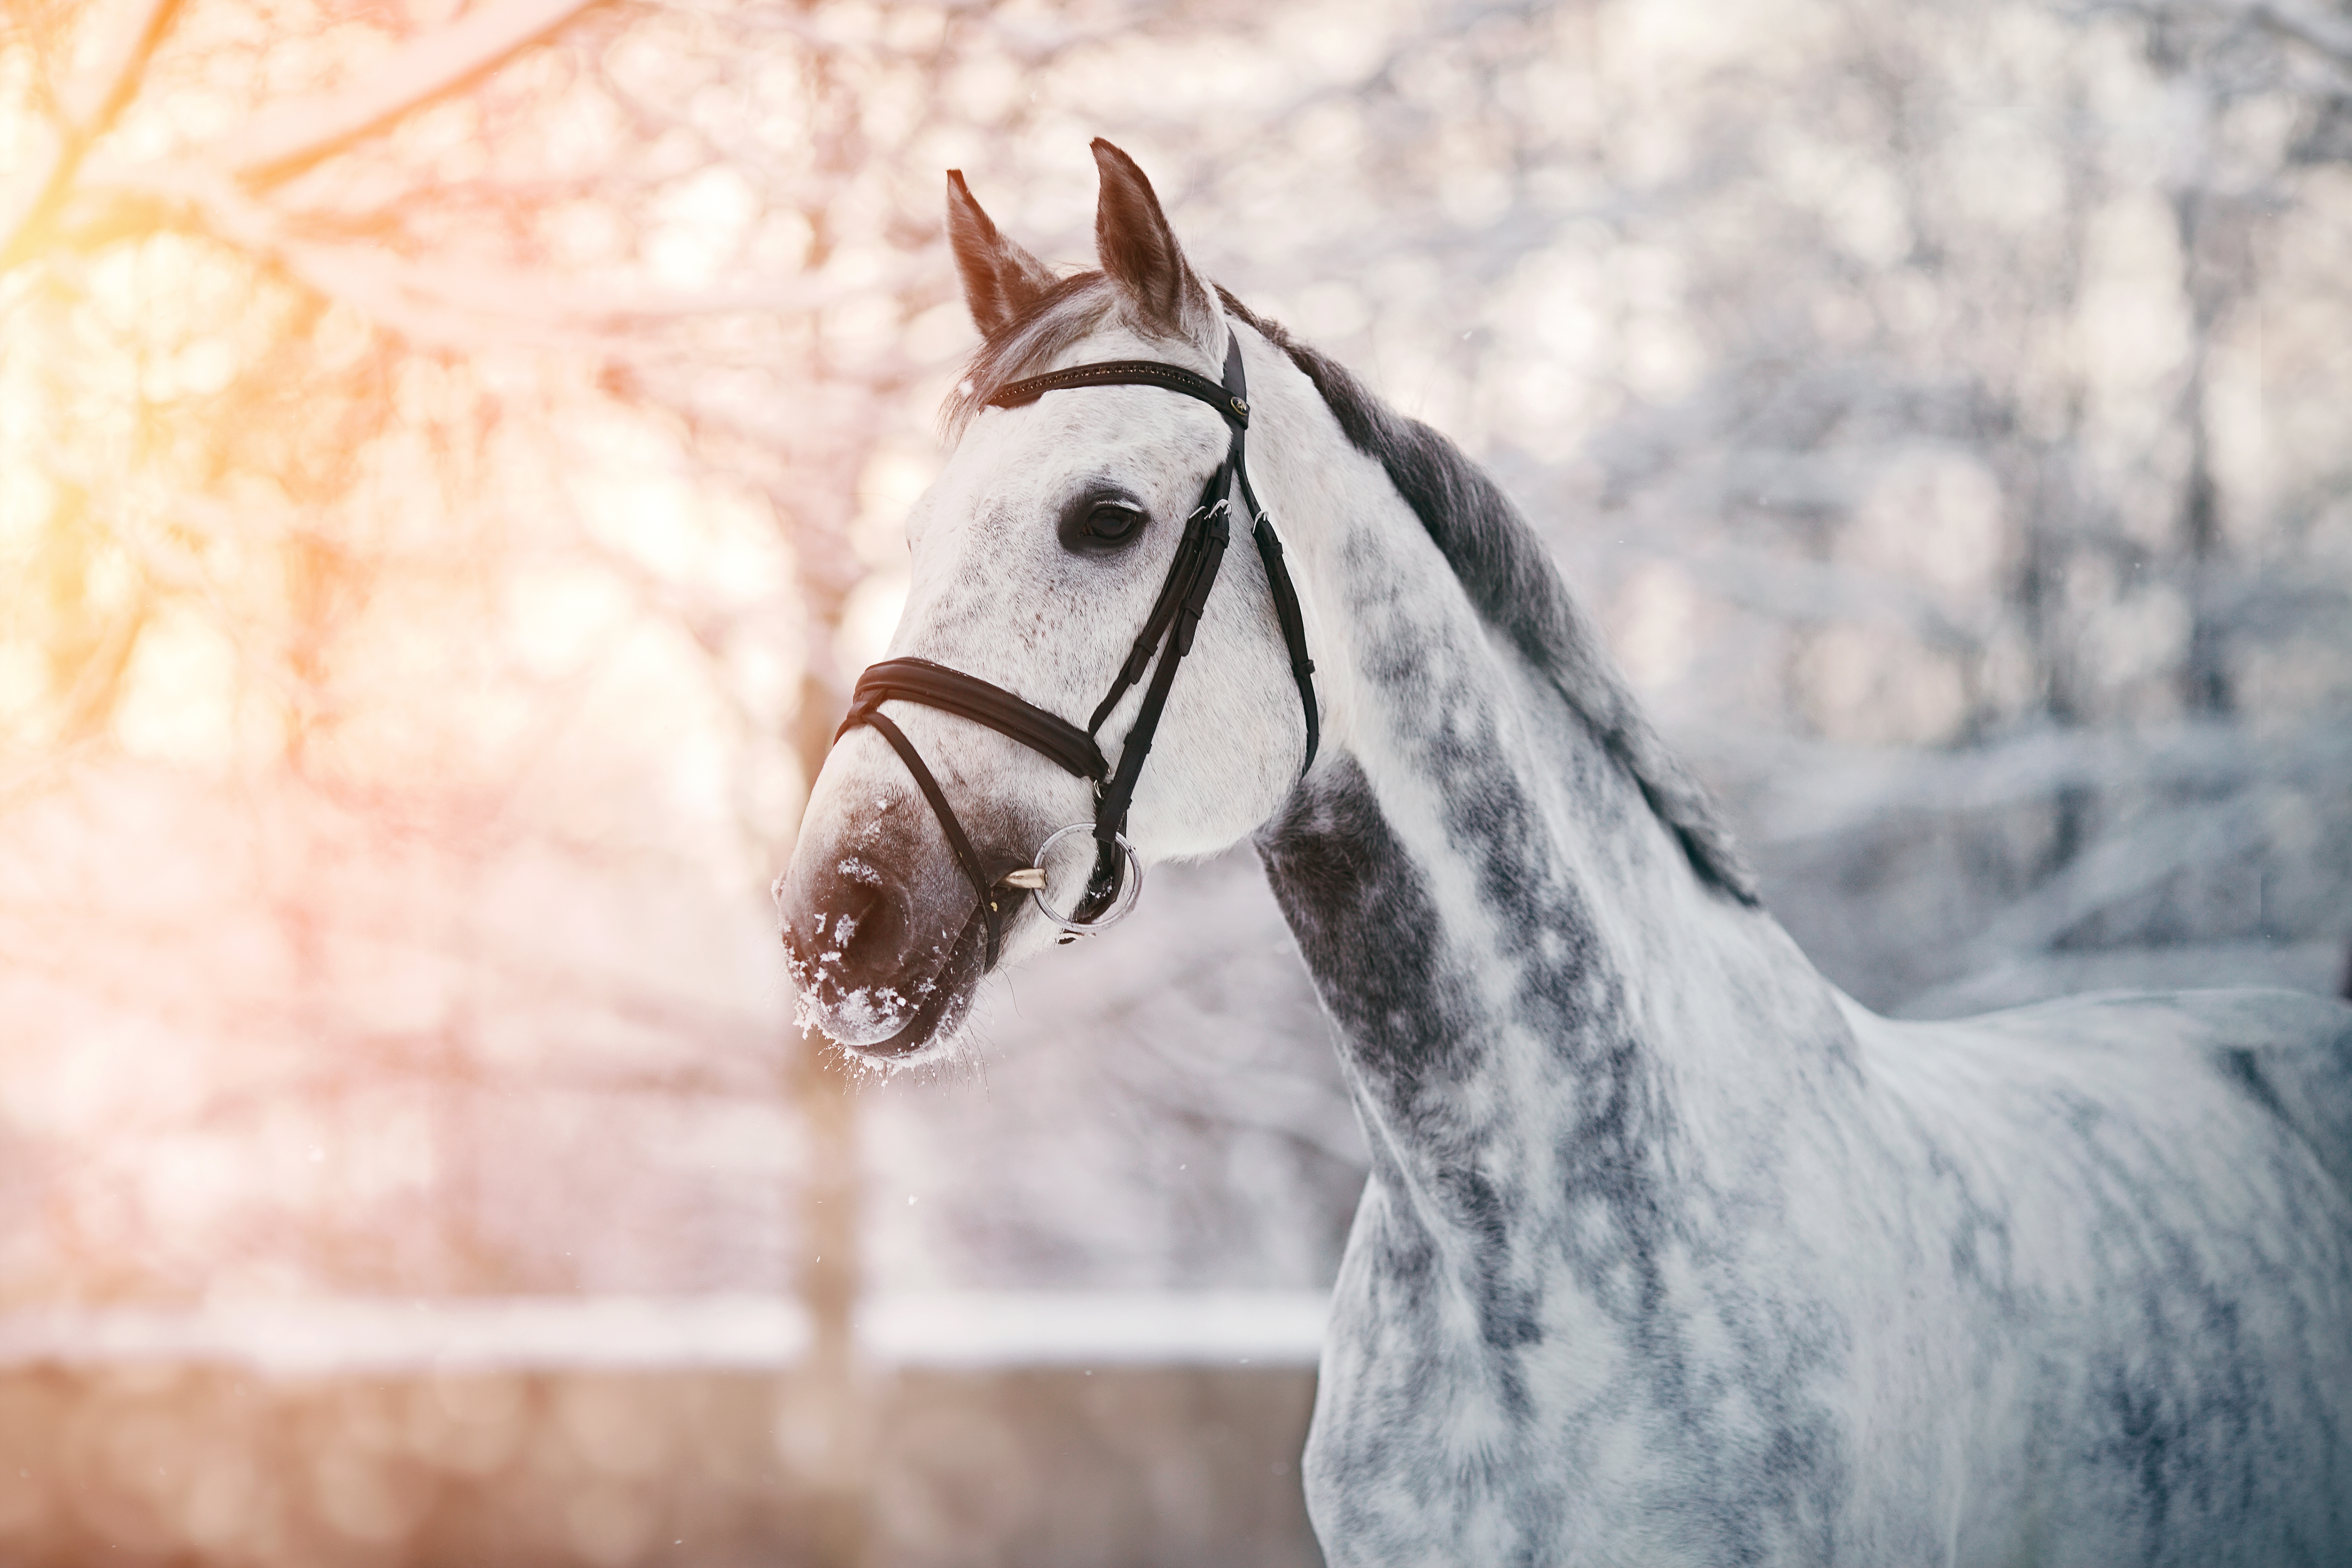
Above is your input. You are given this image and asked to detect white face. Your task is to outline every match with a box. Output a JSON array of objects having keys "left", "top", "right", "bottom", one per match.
[{"left": 777, "top": 319, "right": 1309, "bottom": 1066}]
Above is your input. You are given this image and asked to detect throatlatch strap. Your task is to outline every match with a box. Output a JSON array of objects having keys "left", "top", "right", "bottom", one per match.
[
  {"left": 1252, "top": 516, "right": 1319, "bottom": 773},
  {"left": 1219, "top": 343, "right": 1319, "bottom": 776}
]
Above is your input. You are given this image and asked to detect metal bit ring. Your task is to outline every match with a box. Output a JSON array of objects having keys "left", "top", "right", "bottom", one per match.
[{"left": 1029, "top": 824, "right": 1143, "bottom": 934}]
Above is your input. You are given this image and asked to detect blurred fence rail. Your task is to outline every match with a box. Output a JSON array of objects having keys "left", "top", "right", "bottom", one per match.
[
  {"left": 0, "top": 1290, "right": 1329, "bottom": 1373},
  {"left": 0, "top": 1292, "right": 1327, "bottom": 1568}
]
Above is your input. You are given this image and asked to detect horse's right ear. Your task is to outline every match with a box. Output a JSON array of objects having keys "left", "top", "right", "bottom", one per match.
[{"left": 947, "top": 170, "right": 1055, "bottom": 339}]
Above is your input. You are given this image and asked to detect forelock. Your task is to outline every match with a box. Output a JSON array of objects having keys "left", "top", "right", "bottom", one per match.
[{"left": 942, "top": 272, "right": 1119, "bottom": 438}]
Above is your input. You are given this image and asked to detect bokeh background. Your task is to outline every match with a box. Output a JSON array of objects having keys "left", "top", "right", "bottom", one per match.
[{"left": 2, "top": 0, "right": 2348, "bottom": 1562}]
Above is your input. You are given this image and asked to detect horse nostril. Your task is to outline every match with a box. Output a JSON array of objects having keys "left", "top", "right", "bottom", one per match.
[{"left": 831, "top": 873, "right": 909, "bottom": 973}]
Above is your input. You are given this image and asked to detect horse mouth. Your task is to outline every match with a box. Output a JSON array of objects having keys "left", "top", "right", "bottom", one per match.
[{"left": 789, "top": 899, "right": 990, "bottom": 1063}]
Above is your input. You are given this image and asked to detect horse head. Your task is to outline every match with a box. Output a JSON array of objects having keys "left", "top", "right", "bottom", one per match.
[{"left": 776, "top": 141, "right": 1322, "bottom": 1064}]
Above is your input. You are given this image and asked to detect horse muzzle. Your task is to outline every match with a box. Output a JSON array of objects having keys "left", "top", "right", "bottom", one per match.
[
  {"left": 775, "top": 806, "right": 1150, "bottom": 1060},
  {"left": 775, "top": 833, "right": 983, "bottom": 1057}
]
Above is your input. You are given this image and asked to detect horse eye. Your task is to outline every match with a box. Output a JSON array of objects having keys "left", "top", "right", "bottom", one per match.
[
  {"left": 1057, "top": 490, "right": 1148, "bottom": 554},
  {"left": 1083, "top": 501, "right": 1144, "bottom": 542}
]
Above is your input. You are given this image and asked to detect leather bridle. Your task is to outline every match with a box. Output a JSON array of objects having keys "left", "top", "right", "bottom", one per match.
[{"left": 833, "top": 333, "right": 1318, "bottom": 970}]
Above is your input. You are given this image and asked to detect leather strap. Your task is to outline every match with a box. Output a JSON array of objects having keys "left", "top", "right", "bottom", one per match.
[
  {"left": 846, "top": 707, "right": 1017, "bottom": 969},
  {"left": 1252, "top": 514, "right": 1319, "bottom": 772},
  {"left": 1091, "top": 472, "right": 1231, "bottom": 845},
  {"left": 990, "top": 360, "right": 1249, "bottom": 428},
  {"left": 847, "top": 658, "right": 1107, "bottom": 782},
  {"left": 1088, "top": 493, "right": 1215, "bottom": 735}
]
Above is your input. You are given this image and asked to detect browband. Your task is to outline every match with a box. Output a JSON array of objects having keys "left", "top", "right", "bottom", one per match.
[{"left": 990, "top": 360, "right": 1249, "bottom": 427}]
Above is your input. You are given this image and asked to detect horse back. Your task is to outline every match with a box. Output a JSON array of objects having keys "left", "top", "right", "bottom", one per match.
[
  {"left": 1964, "top": 985, "right": 2352, "bottom": 1201},
  {"left": 2179, "top": 988, "right": 2352, "bottom": 1201},
  {"left": 1855, "top": 986, "right": 2352, "bottom": 1564}
]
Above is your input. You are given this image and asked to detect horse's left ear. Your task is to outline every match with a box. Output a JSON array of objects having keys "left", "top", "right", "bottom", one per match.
[{"left": 1091, "top": 139, "right": 1215, "bottom": 345}]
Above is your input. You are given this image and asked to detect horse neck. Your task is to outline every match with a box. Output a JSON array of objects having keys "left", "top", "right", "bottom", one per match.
[{"left": 1255, "top": 480, "right": 1857, "bottom": 1216}]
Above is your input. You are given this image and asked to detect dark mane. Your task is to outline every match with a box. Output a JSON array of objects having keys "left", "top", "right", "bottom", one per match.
[
  {"left": 1216, "top": 289, "right": 1757, "bottom": 903},
  {"left": 940, "top": 278, "right": 1759, "bottom": 904}
]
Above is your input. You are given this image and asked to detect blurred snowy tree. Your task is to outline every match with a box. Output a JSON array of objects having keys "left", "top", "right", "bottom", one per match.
[{"left": 0, "top": 0, "right": 2345, "bottom": 1331}]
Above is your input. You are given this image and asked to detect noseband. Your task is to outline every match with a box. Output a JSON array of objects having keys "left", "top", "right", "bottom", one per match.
[{"left": 833, "top": 334, "right": 1318, "bottom": 969}]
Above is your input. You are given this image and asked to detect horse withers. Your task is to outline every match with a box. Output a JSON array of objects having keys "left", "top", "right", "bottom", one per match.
[{"left": 774, "top": 141, "right": 2352, "bottom": 1566}]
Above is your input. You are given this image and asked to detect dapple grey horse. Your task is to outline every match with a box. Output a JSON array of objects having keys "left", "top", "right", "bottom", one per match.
[{"left": 777, "top": 140, "right": 2352, "bottom": 1566}]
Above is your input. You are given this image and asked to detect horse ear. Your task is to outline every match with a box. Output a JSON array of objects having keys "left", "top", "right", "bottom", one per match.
[
  {"left": 947, "top": 170, "right": 1055, "bottom": 339},
  {"left": 1091, "top": 139, "right": 1213, "bottom": 343}
]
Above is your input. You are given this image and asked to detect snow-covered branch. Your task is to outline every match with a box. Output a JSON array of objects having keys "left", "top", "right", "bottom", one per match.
[
  {"left": 1722, "top": 722, "right": 2352, "bottom": 845},
  {"left": 208, "top": 0, "right": 607, "bottom": 182},
  {"left": 0, "top": 0, "right": 181, "bottom": 268},
  {"left": 2240, "top": 0, "right": 2352, "bottom": 67}
]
